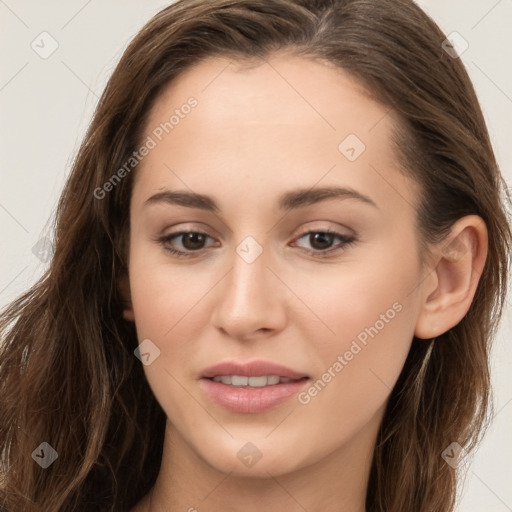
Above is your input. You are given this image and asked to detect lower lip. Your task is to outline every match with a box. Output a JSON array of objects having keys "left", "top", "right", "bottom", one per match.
[{"left": 200, "top": 378, "right": 309, "bottom": 414}]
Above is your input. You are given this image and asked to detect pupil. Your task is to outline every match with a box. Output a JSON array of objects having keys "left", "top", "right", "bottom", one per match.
[
  {"left": 183, "top": 233, "right": 205, "bottom": 250},
  {"left": 311, "top": 232, "right": 333, "bottom": 250}
]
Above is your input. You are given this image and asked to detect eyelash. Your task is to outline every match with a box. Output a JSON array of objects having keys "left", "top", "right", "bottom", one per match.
[{"left": 157, "top": 228, "right": 356, "bottom": 259}]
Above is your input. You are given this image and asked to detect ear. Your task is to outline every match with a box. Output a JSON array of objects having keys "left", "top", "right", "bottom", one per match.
[
  {"left": 414, "top": 215, "right": 488, "bottom": 339},
  {"left": 118, "top": 272, "right": 135, "bottom": 322}
]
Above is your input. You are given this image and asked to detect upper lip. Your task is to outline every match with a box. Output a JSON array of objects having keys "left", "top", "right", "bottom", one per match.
[{"left": 200, "top": 360, "right": 309, "bottom": 380}]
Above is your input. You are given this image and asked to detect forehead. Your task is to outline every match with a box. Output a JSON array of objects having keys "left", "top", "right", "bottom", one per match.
[
  {"left": 134, "top": 53, "right": 416, "bottom": 213},
  {"left": 145, "top": 53, "right": 387, "bottom": 138}
]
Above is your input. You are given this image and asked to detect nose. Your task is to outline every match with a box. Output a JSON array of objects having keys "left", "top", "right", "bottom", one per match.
[{"left": 210, "top": 241, "right": 287, "bottom": 341}]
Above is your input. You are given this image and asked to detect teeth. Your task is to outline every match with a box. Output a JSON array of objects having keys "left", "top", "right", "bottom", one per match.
[
  {"left": 266, "top": 375, "right": 280, "bottom": 385},
  {"left": 210, "top": 375, "right": 294, "bottom": 387},
  {"left": 248, "top": 376, "right": 267, "bottom": 387},
  {"left": 231, "top": 375, "right": 248, "bottom": 386}
]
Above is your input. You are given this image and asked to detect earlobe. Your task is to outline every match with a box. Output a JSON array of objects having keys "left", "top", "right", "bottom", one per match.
[
  {"left": 414, "top": 215, "right": 488, "bottom": 340},
  {"left": 123, "top": 307, "right": 136, "bottom": 322},
  {"left": 118, "top": 273, "right": 135, "bottom": 322}
]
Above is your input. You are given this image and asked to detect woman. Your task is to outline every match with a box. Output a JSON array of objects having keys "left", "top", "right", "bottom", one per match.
[{"left": 1, "top": 0, "right": 510, "bottom": 510}]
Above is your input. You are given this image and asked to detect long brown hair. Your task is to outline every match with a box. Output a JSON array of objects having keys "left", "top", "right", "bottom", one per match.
[{"left": 1, "top": 1, "right": 510, "bottom": 510}]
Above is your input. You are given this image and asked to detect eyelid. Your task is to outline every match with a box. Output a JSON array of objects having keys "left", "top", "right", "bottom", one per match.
[
  {"left": 291, "top": 228, "right": 356, "bottom": 255},
  {"left": 158, "top": 228, "right": 217, "bottom": 252},
  {"left": 157, "top": 224, "right": 356, "bottom": 258},
  {"left": 293, "top": 223, "right": 354, "bottom": 239}
]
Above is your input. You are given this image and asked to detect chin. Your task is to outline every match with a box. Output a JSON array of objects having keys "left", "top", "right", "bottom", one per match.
[{"left": 189, "top": 433, "right": 311, "bottom": 478}]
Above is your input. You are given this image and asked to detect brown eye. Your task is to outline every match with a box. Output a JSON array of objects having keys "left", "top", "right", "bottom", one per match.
[
  {"left": 158, "top": 230, "right": 216, "bottom": 258},
  {"left": 292, "top": 230, "right": 356, "bottom": 256},
  {"left": 179, "top": 232, "right": 208, "bottom": 250},
  {"left": 308, "top": 232, "right": 336, "bottom": 251}
]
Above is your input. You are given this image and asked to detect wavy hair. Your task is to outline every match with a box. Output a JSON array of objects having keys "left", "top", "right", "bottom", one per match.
[{"left": 1, "top": 0, "right": 510, "bottom": 510}]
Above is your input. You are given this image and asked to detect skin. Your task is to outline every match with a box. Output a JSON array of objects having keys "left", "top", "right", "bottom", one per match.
[{"left": 124, "top": 54, "right": 488, "bottom": 512}]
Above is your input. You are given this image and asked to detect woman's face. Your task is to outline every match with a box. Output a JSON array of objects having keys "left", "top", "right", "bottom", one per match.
[{"left": 127, "top": 54, "right": 428, "bottom": 477}]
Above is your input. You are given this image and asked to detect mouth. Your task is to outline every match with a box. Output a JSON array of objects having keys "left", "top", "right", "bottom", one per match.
[
  {"left": 199, "top": 360, "right": 310, "bottom": 413},
  {"left": 207, "top": 375, "right": 307, "bottom": 387}
]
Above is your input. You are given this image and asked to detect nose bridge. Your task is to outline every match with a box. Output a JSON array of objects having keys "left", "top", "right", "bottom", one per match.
[
  {"left": 211, "top": 234, "right": 286, "bottom": 338},
  {"left": 225, "top": 237, "right": 274, "bottom": 313}
]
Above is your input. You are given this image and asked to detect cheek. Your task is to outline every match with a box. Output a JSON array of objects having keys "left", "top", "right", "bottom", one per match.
[
  {"left": 128, "top": 255, "right": 212, "bottom": 340},
  {"left": 127, "top": 255, "right": 226, "bottom": 408},
  {"left": 300, "top": 312, "right": 413, "bottom": 448},
  {"left": 292, "top": 250, "right": 419, "bottom": 440},
  {"left": 302, "top": 245, "right": 418, "bottom": 356},
  {"left": 127, "top": 261, "right": 213, "bottom": 418}
]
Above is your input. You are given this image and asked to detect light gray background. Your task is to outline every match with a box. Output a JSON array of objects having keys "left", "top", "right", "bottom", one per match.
[{"left": 1, "top": 1, "right": 510, "bottom": 510}]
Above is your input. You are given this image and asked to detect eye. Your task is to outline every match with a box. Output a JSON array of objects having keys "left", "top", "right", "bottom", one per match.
[
  {"left": 157, "top": 228, "right": 356, "bottom": 259},
  {"left": 291, "top": 229, "right": 356, "bottom": 256},
  {"left": 158, "top": 230, "right": 217, "bottom": 257}
]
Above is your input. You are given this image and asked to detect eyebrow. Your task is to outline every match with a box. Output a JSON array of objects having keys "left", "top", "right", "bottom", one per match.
[{"left": 144, "top": 186, "right": 378, "bottom": 212}]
